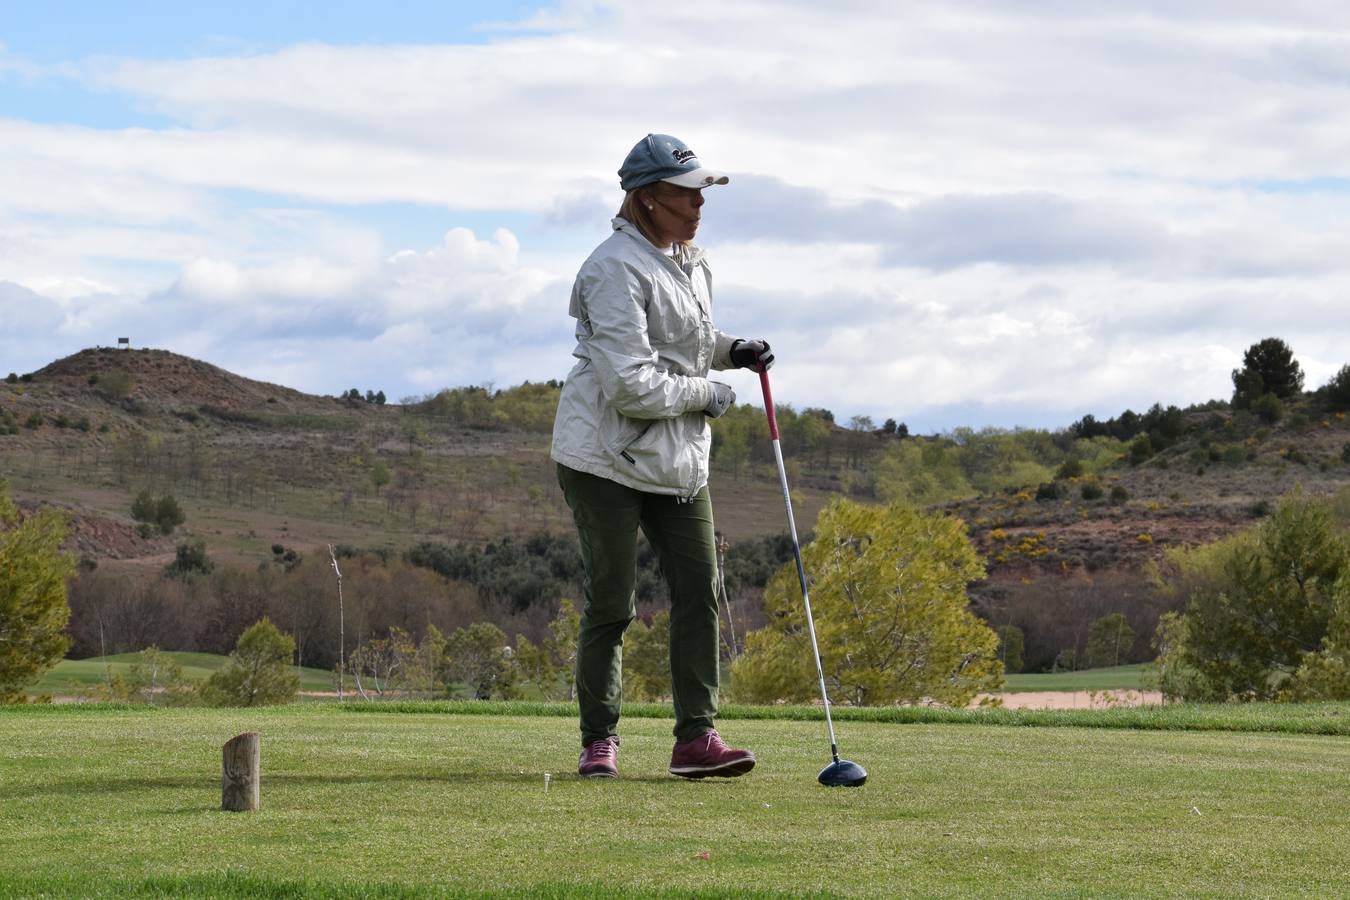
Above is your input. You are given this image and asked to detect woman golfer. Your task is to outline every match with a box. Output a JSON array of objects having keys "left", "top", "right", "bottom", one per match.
[{"left": 551, "top": 134, "right": 772, "bottom": 779}]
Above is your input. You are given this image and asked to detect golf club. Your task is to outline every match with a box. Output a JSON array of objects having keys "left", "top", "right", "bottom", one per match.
[{"left": 757, "top": 366, "right": 867, "bottom": 788}]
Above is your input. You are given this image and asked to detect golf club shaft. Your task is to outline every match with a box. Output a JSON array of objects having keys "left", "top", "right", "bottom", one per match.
[{"left": 759, "top": 368, "right": 841, "bottom": 762}]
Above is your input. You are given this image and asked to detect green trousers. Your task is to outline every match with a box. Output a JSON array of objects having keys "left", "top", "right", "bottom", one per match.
[{"left": 557, "top": 464, "right": 721, "bottom": 745}]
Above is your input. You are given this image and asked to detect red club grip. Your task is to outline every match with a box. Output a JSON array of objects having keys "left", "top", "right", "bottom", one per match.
[{"left": 758, "top": 365, "right": 779, "bottom": 441}]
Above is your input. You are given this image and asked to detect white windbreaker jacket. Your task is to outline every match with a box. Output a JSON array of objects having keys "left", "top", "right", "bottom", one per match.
[{"left": 550, "top": 217, "right": 738, "bottom": 498}]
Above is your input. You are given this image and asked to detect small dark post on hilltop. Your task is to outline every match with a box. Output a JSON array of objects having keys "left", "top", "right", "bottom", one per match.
[{"left": 221, "top": 732, "right": 260, "bottom": 811}]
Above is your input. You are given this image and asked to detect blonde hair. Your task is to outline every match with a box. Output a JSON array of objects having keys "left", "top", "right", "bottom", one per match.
[{"left": 617, "top": 184, "right": 693, "bottom": 251}]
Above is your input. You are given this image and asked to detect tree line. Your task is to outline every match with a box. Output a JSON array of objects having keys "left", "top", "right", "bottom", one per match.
[{"left": 59, "top": 528, "right": 797, "bottom": 676}]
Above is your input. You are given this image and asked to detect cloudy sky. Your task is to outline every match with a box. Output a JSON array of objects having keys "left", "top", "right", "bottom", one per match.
[{"left": 4, "top": 1, "right": 1350, "bottom": 432}]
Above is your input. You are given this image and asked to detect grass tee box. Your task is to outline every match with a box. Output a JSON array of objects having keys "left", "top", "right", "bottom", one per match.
[{"left": 2, "top": 703, "right": 1349, "bottom": 897}]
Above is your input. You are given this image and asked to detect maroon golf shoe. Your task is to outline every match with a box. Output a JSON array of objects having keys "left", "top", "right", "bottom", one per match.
[
  {"left": 669, "top": 730, "right": 756, "bottom": 779},
  {"left": 578, "top": 736, "right": 619, "bottom": 778}
]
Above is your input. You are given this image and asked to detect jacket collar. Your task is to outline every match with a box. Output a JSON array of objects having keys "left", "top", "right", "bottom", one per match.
[{"left": 612, "top": 217, "right": 706, "bottom": 268}]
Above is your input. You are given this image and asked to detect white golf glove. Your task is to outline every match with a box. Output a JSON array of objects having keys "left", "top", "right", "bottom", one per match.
[{"left": 704, "top": 381, "right": 736, "bottom": 418}]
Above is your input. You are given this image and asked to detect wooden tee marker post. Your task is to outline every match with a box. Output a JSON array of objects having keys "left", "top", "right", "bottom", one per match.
[{"left": 221, "top": 732, "right": 261, "bottom": 811}]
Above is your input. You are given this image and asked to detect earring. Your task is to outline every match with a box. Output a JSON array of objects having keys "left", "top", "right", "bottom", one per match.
[{"left": 646, "top": 205, "right": 654, "bottom": 211}]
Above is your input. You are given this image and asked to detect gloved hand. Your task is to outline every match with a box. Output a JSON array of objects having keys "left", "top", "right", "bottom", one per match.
[
  {"left": 730, "top": 338, "right": 774, "bottom": 371},
  {"left": 704, "top": 381, "right": 736, "bottom": 418}
]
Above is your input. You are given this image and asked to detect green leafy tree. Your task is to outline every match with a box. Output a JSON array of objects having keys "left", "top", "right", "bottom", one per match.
[
  {"left": 948, "top": 427, "right": 1055, "bottom": 495},
  {"left": 401, "top": 417, "right": 428, "bottom": 455},
  {"left": 1085, "top": 613, "right": 1134, "bottom": 668},
  {"left": 370, "top": 460, "right": 392, "bottom": 494},
  {"left": 164, "top": 538, "right": 213, "bottom": 578},
  {"left": 1250, "top": 392, "right": 1283, "bottom": 424},
  {"left": 731, "top": 498, "right": 1002, "bottom": 706},
  {"left": 424, "top": 385, "right": 496, "bottom": 427},
  {"left": 0, "top": 480, "right": 75, "bottom": 701},
  {"left": 1128, "top": 434, "right": 1154, "bottom": 465},
  {"left": 780, "top": 406, "right": 831, "bottom": 461},
  {"left": 1055, "top": 458, "right": 1085, "bottom": 480},
  {"left": 1154, "top": 490, "right": 1347, "bottom": 700},
  {"left": 1232, "top": 337, "right": 1304, "bottom": 407},
  {"left": 415, "top": 625, "right": 447, "bottom": 694},
  {"left": 1320, "top": 364, "right": 1350, "bottom": 412},
  {"left": 875, "top": 439, "right": 976, "bottom": 507},
  {"left": 130, "top": 489, "right": 157, "bottom": 523},
  {"left": 126, "top": 646, "right": 193, "bottom": 705},
  {"left": 492, "top": 381, "right": 561, "bottom": 431},
  {"left": 622, "top": 611, "right": 671, "bottom": 701},
  {"left": 442, "top": 621, "right": 518, "bottom": 699},
  {"left": 154, "top": 495, "right": 185, "bottom": 534},
  {"left": 513, "top": 634, "right": 554, "bottom": 697},
  {"left": 547, "top": 599, "right": 581, "bottom": 700},
  {"left": 514, "top": 599, "right": 583, "bottom": 700},
  {"left": 1150, "top": 611, "right": 1203, "bottom": 701},
  {"left": 996, "top": 624, "right": 1025, "bottom": 674},
  {"left": 131, "top": 491, "right": 186, "bottom": 535},
  {"left": 199, "top": 618, "right": 300, "bottom": 707},
  {"left": 1282, "top": 571, "right": 1350, "bottom": 700},
  {"left": 347, "top": 627, "right": 422, "bottom": 698},
  {"left": 711, "top": 406, "right": 763, "bottom": 480}
]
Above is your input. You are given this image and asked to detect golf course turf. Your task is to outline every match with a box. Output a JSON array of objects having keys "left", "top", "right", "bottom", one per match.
[{"left": 2, "top": 702, "right": 1347, "bottom": 897}]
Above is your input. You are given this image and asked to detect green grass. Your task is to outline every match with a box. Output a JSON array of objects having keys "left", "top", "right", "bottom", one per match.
[
  {"left": 36, "top": 652, "right": 334, "bottom": 695},
  {"left": 1002, "top": 663, "right": 1151, "bottom": 692},
  {"left": 355, "top": 698, "right": 1350, "bottom": 736},
  {"left": 2, "top": 703, "right": 1348, "bottom": 897},
  {"left": 33, "top": 658, "right": 1157, "bottom": 701}
]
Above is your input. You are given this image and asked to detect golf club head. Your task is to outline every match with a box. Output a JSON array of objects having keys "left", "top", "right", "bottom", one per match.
[{"left": 818, "top": 759, "right": 867, "bottom": 787}]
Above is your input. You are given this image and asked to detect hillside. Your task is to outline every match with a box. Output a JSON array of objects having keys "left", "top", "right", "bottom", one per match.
[
  {"left": 32, "top": 347, "right": 318, "bottom": 413},
  {"left": 4, "top": 345, "right": 1350, "bottom": 672},
  {"left": 2, "top": 348, "right": 852, "bottom": 566}
]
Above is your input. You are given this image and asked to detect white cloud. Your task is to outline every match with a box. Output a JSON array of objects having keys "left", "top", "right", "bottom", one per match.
[
  {"left": 5, "top": 2, "right": 1350, "bottom": 428},
  {"left": 148, "top": 227, "right": 570, "bottom": 392}
]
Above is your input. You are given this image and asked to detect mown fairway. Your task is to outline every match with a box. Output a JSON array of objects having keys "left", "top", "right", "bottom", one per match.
[
  {"left": 2, "top": 704, "right": 1348, "bottom": 898},
  {"left": 1001, "top": 663, "right": 1150, "bottom": 693},
  {"left": 35, "top": 653, "right": 335, "bottom": 695}
]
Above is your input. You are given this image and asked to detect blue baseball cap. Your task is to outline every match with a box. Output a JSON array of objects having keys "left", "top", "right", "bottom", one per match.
[{"left": 618, "top": 134, "right": 730, "bottom": 192}]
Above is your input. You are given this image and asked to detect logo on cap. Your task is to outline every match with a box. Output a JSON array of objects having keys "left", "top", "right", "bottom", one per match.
[{"left": 672, "top": 148, "right": 697, "bottom": 165}]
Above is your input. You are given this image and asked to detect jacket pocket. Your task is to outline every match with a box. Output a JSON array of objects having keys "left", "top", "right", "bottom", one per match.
[
  {"left": 600, "top": 406, "right": 648, "bottom": 459},
  {"left": 610, "top": 413, "right": 704, "bottom": 494},
  {"left": 645, "top": 289, "right": 701, "bottom": 345}
]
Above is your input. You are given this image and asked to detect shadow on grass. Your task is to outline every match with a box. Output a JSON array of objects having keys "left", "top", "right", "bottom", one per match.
[
  {"left": 0, "top": 870, "right": 808, "bottom": 899},
  {"left": 0, "top": 768, "right": 645, "bottom": 803}
]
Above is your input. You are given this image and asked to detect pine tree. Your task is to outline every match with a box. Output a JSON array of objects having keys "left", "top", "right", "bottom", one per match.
[
  {"left": 0, "top": 479, "right": 75, "bottom": 701},
  {"left": 199, "top": 618, "right": 300, "bottom": 706},
  {"left": 442, "top": 622, "right": 518, "bottom": 700},
  {"left": 1232, "top": 337, "right": 1304, "bottom": 407}
]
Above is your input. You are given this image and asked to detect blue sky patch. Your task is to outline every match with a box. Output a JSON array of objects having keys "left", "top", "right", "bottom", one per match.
[{"left": 1, "top": 1, "right": 551, "bottom": 62}]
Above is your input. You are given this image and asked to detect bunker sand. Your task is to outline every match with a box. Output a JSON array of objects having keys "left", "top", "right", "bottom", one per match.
[{"left": 975, "top": 689, "right": 1164, "bottom": 709}]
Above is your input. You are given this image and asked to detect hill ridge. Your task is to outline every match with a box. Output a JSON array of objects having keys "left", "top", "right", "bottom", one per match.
[{"left": 33, "top": 346, "right": 319, "bottom": 412}]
